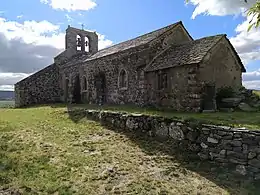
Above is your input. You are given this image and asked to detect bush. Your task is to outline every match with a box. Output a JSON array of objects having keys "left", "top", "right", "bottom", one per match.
[{"left": 216, "top": 86, "right": 235, "bottom": 105}]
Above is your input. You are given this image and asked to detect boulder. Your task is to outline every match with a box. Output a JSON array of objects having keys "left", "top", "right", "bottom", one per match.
[
  {"left": 221, "top": 97, "right": 242, "bottom": 108},
  {"left": 238, "top": 102, "right": 256, "bottom": 112},
  {"left": 219, "top": 108, "right": 234, "bottom": 112}
]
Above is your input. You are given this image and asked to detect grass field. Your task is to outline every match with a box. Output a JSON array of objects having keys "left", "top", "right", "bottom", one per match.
[{"left": 0, "top": 105, "right": 260, "bottom": 194}]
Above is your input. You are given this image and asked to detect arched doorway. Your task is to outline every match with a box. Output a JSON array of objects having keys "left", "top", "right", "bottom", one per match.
[{"left": 94, "top": 72, "right": 106, "bottom": 105}]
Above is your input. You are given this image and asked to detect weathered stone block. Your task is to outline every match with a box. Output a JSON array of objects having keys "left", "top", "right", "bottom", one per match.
[
  {"left": 126, "top": 117, "right": 139, "bottom": 130},
  {"left": 200, "top": 142, "right": 208, "bottom": 149},
  {"left": 248, "top": 159, "right": 260, "bottom": 168},
  {"left": 226, "top": 151, "right": 247, "bottom": 159},
  {"left": 169, "top": 123, "right": 184, "bottom": 140},
  {"left": 187, "top": 131, "right": 199, "bottom": 142},
  {"left": 198, "top": 152, "right": 209, "bottom": 160},
  {"left": 207, "top": 137, "right": 218, "bottom": 144},
  {"left": 248, "top": 152, "right": 257, "bottom": 159},
  {"left": 155, "top": 122, "right": 169, "bottom": 138},
  {"left": 236, "top": 165, "right": 247, "bottom": 176}
]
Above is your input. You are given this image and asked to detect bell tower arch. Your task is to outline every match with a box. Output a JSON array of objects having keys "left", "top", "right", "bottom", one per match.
[{"left": 65, "top": 25, "right": 98, "bottom": 54}]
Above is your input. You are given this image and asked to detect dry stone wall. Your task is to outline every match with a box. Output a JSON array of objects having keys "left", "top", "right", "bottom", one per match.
[{"left": 84, "top": 109, "right": 260, "bottom": 180}]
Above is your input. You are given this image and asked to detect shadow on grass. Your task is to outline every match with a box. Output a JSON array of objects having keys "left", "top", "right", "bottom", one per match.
[{"left": 66, "top": 106, "right": 260, "bottom": 195}]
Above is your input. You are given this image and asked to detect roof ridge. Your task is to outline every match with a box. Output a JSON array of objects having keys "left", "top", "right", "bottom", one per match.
[{"left": 94, "top": 21, "right": 182, "bottom": 53}]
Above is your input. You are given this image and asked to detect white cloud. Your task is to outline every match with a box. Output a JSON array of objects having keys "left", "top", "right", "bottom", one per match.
[
  {"left": 40, "top": 0, "right": 97, "bottom": 11},
  {"left": 187, "top": 0, "right": 260, "bottom": 89},
  {"left": 0, "top": 85, "right": 14, "bottom": 91},
  {"left": 187, "top": 0, "right": 256, "bottom": 19},
  {"left": 17, "top": 15, "right": 23, "bottom": 19},
  {"left": 0, "top": 17, "right": 65, "bottom": 49},
  {"left": 0, "top": 73, "right": 31, "bottom": 85},
  {"left": 97, "top": 33, "right": 113, "bottom": 50},
  {"left": 243, "top": 80, "right": 260, "bottom": 89},
  {"left": 0, "top": 17, "right": 113, "bottom": 90},
  {"left": 229, "top": 15, "right": 260, "bottom": 65},
  {"left": 65, "top": 14, "right": 73, "bottom": 22}
]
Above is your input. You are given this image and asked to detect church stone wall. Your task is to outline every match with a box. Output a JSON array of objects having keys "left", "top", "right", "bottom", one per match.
[
  {"left": 198, "top": 38, "right": 243, "bottom": 91},
  {"left": 77, "top": 24, "right": 193, "bottom": 107},
  {"left": 15, "top": 64, "right": 61, "bottom": 107},
  {"left": 146, "top": 65, "right": 203, "bottom": 112}
]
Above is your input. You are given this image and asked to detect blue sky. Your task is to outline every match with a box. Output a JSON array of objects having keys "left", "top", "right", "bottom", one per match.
[{"left": 0, "top": 0, "right": 259, "bottom": 90}]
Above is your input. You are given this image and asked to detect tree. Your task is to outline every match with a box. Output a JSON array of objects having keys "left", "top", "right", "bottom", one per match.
[
  {"left": 247, "top": 1, "right": 260, "bottom": 31},
  {"left": 185, "top": 0, "right": 260, "bottom": 31}
]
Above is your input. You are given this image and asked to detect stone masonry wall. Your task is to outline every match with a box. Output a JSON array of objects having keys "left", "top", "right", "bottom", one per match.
[
  {"left": 76, "top": 24, "right": 193, "bottom": 107},
  {"left": 199, "top": 38, "right": 242, "bottom": 90},
  {"left": 15, "top": 64, "right": 61, "bottom": 107},
  {"left": 85, "top": 109, "right": 260, "bottom": 180},
  {"left": 146, "top": 65, "right": 202, "bottom": 112}
]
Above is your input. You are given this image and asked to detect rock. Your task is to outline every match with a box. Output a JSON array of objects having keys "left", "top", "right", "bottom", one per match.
[
  {"left": 219, "top": 108, "right": 234, "bottom": 112},
  {"left": 200, "top": 142, "right": 208, "bottom": 149},
  {"left": 233, "top": 147, "right": 242, "bottom": 153},
  {"left": 219, "top": 149, "right": 226, "bottom": 156},
  {"left": 155, "top": 122, "right": 169, "bottom": 138},
  {"left": 248, "top": 152, "right": 257, "bottom": 159},
  {"left": 227, "top": 151, "right": 247, "bottom": 159},
  {"left": 248, "top": 159, "right": 260, "bottom": 168},
  {"left": 126, "top": 117, "right": 138, "bottom": 130},
  {"left": 187, "top": 131, "right": 198, "bottom": 142},
  {"left": 230, "top": 140, "right": 242, "bottom": 147},
  {"left": 207, "top": 137, "right": 218, "bottom": 144},
  {"left": 202, "top": 110, "right": 216, "bottom": 113},
  {"left": 247, "top": 166, "right": 260, "bottom": 173},
  {"left": 169, "top": 123, "right": 184, "bottom": 140},
  {"left": 236, "top": 165, "right": 247, "bottom": 176},
  {"left": 238, "top": 102, "right": 256, "bottom": 112},
  {"left": 221, "top": 97, "right": 242, "bottom": 107},
  {"left": 254, "top": 173, "right": 260, "bottom": 180},
  {"left": 198, "top": 152, "right": 209, "bottom": 160},
  {"left": 229, "top": 158, "right": 247, "bottom": 165}
]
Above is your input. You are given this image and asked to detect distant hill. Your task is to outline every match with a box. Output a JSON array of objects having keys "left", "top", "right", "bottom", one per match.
[{"left": 0, "top": 91, "right": 14, "bottom": 100}]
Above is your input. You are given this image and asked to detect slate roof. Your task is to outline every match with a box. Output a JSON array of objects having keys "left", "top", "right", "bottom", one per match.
[
  {"left": 144, "top": 34, "right": 246, "bottom": 72},
  {"left": 83, "top": 21, "right": 187, "bottom": 62}
]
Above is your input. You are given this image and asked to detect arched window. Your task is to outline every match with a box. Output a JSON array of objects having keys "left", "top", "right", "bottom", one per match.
[
  {"left": 118, "top": 69, "right": 128, "bottom": 89},
  {"left": 76, "top": 34, "right": 82, "bottom": 51},
  {"left": 82, "top": 76, "right": 88, "bottom": 91},
  {"left": 85, "top": 36, "right": 90, "bottom": 52}
]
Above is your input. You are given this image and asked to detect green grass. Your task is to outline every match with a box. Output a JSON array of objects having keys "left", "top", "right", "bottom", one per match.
[
  {"left": 70, "top": 104, "right": 260, "bottom": 130},
  {"left": 1, "top": 106, "right": 260, "bottom": 194},
  {"left": 254, "top": 90, "right": 260, "bottom": 97}
]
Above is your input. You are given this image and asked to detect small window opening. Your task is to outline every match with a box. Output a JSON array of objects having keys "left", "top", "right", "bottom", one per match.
[
  {"left": 158, "top": 72, "right": 167, "bottom": 90},
  {"left": 82, "top": 76, "right": 87, "bottom": 91},
  {"left": 76, "top": 35, "right": 82, "bottom": 51},
  {"left": 85, "top": 36, "right": 89, "bottom": 52},
  {"left": 119, "top": 69, "right": 127, "bottom": 89}
]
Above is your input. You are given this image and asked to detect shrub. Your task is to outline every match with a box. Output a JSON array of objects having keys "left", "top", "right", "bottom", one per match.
[{"left": 216, "top": 86, "right": 235, "bottom": 105}]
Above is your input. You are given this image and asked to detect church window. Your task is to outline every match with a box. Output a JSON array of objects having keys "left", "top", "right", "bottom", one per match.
[
  {"left": 158, "top": 71, "right": 167, "bottom": 90},
  {"left": 118, "top": 69, "right": 128, "bottom": 89},
  {"left": 76, "top": 35, "right": 82, "bottom": 51},
  {"left": 82, "top": 76, "right": 88, "bottom": 91}
]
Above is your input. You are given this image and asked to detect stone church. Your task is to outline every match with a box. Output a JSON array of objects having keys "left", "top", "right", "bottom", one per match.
[{"left": 15, "top": 21, "right": 246, "bottom": 112}]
